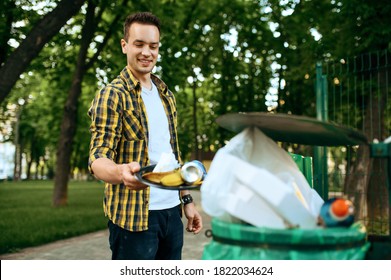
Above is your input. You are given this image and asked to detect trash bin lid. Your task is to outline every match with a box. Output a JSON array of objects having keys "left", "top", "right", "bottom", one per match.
[{"left": 216, "top": 112, "right": 368, "bottom": 146}]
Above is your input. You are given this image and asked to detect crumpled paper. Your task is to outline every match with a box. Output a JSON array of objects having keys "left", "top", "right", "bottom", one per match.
[{"left": 153, "top": 152, "right": 180, "bottom": 172}]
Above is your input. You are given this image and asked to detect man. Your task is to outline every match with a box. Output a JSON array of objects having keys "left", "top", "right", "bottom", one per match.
[{"left": 88, "top": 12, "right": 202, "bottom": 260}]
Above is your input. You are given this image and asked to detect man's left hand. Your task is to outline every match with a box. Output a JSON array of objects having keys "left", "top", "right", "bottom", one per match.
[{"left": 183, "top": 203, "right": 203, "bottom": 234}]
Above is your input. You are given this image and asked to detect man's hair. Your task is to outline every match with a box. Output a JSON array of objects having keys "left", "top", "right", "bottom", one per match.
[{"left": 123, "top": 12, "right": 161, "bottom": 41}]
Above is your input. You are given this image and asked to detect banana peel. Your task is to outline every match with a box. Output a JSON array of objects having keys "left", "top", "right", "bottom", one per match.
[
  {"left": 160, "top": 170, "right": 185, "bottom": 187},
  {"left": 142, "top": 169, "right": 185, "bottom": 187},
  {"left": 142, "top": 168, "right": 203, "bottom": 187}
]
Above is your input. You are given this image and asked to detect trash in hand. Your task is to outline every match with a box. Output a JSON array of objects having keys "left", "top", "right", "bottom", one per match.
[
  {"left": 181, "top": 160, "right": 207, "bottom": 185},
  {"left": 153, "top": 152, "right": 180, "bottom": 172}
]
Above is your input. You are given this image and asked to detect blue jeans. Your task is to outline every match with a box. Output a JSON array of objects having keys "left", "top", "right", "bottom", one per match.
[{"left": 108, "top": 204, "right": 184, "bottom": 260}]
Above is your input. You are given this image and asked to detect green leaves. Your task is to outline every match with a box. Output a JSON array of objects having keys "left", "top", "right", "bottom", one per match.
[{"left": 1, "top": 0, "right": 390, "bottom": 174}]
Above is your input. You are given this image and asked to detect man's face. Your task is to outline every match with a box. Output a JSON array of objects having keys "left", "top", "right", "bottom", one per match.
[{"left": 121, "top": 22, "right": 160, "bottom": 78}]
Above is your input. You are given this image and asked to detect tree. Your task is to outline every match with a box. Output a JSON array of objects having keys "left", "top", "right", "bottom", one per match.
[
  {"left": 53, "top": 0, "right": 130, "bottom": 206},
  {"left": 0, "top": 0, "right": 86, "bottom": 104},
  {"left": 157, "top": 0, "right": 277, "bottom": 157},
  {"left": 315, "top": 0, "right": 391, "bottom": 224}
]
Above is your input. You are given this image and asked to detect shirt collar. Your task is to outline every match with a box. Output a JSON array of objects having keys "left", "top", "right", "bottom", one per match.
[{"left": 121, "top": 66, "right": 169, "bottom": 96}]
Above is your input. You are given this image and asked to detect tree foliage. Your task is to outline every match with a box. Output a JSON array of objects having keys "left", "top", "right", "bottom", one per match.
[
  {"left": 0, "top": 0, "right": 86, "bottom": 104},
  {"left": 0, "top": 0, "right": 390, "bottom": 210}
]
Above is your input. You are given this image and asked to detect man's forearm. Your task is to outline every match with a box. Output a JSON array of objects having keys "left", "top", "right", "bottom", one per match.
[{"left": 91, "top": 158, "right": 122, "bottom": 184}]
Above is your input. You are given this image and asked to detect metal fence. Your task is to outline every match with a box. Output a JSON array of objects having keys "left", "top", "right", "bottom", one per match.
[{"left": 314, "top": 49, "right": 391, "bottom": 258}]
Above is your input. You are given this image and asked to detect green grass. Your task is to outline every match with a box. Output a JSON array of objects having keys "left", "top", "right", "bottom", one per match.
[{"left": 0, "top": 180, "right": 107, "bottom": 255}]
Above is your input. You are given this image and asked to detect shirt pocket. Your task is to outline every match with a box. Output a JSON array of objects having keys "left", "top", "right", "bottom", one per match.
[{"left": 122, "top": 109, "right": 145, "bottom": 141}]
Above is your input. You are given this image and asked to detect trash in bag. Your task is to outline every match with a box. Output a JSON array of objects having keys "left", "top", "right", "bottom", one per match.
[
  {"left": 201, "top": 127, "right": 324, "bottom": 229},
  {"left": 318, "top": 197, "right": 355, "bottom": 228}
]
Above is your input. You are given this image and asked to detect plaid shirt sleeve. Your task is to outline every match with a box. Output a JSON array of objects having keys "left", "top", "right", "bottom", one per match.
[{"left": 88, "top": 86, "right": 122, "bottom": 173}]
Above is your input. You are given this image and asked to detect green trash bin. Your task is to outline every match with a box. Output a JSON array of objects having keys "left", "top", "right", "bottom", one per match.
[{"left": 202, "top": 218, "right": 370, "bottom": 260}]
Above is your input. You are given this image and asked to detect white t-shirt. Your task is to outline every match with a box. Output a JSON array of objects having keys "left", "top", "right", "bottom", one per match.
[{"left": 141, "top": 82, "right": 180, "bottom": 210}]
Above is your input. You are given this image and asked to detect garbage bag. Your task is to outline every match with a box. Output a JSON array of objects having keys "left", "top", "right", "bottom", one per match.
[{"left": 201, "top": 127, "right": 323, "bottom": 229}]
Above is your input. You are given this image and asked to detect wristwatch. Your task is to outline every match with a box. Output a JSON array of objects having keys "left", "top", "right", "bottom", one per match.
[{"left": 181, "top": 194, "right": 193, "bottom": 205}]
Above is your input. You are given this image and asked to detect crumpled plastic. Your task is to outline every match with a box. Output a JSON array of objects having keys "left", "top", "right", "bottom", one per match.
[{"left": 201, "top": 127, "right": 324, "bottom": 229}]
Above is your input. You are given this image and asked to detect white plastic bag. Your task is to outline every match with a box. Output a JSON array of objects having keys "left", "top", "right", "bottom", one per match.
[{"left": 201, "top": 127, "right": 324, "bottom": 229}]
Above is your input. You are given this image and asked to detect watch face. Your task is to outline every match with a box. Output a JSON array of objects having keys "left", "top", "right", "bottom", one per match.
[{"left": 182, "top": 195, "right": 193, "bottom": 204}]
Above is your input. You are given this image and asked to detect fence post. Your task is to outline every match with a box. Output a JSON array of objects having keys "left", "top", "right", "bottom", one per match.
[{"left": 314, "top": 62, "right": 329, "bottom": 200}]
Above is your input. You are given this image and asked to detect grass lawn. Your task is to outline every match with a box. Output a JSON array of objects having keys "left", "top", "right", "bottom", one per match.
[{"left": 0, "top": 180, "right": 107, "bottom": 255}]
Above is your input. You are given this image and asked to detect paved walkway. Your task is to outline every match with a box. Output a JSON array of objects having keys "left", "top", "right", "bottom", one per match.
[{"left": 0, "top": 191, "right": 212, "bottom": 260}]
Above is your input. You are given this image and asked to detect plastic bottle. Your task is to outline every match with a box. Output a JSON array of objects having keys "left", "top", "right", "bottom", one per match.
[{"left": 318, "top": 197, "right": 354, "bottom": 227}]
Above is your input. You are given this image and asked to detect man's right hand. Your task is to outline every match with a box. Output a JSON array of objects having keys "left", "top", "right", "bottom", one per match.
[
  {"left": 118, "top": 162, "right": 148, "bottom": 190},
  {"left": 91, "top": 158, "right": 148, "bottom": 190}
]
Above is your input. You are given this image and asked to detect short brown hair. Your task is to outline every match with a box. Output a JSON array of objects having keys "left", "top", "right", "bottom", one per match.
[{"left": 123, "top": 12, "right": 161, "bottom": 41}]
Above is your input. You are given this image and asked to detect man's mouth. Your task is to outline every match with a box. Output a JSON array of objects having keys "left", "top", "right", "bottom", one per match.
[{"left": 139, "top": 59, "right": 152, "bottom": 66}]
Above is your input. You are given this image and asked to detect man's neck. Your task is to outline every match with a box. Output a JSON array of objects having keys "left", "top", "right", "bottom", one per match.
[
  {"left": 127, "top": 66, "right": 152, "bottom": 89},
  {"left": 140, "top": 79, "right": 152, "bottom": 90}
]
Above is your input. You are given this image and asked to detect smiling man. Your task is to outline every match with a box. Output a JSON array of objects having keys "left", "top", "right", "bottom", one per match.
[
  {"left": 121, "top": 18, "right": 159, "bottom": 87},
  {"left": 88, "top": 12, "right": 202, "bottom": 260}
]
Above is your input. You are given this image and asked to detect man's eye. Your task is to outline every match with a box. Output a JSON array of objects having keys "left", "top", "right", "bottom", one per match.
[{"left": 135, "top": 44, "right": 143, "bottom": 47}]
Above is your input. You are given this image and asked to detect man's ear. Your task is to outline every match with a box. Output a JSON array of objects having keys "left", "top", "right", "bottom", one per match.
[{"left": 120, "top": 39, "right": 127, "bottom": 54}]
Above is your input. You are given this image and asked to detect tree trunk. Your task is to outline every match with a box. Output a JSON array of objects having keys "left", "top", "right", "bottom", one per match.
[
  {"left": 0, "top": 1, "right": 16, "bottom": 65},
  {"left": 40, "top": 157, "right": 46, "bottom": 179},
  {"left": 53, "top": 1, "right": 96, "bottom": 207},
  {"left": 366, "top": 67, "right": 389, "bottom": 232},
  {"left": 344, "top": 56, "right": 389, "bottom": 229},
  {"left": 26, "top": 157, "right": 32, "bottom": 180},
  {"left": 13, "top": 107, "right": 21, "bottom": 181},
  {"left": 0, "top": 0, "right": 85, "bottom": 104},
  {"left": 344, "top": 144, "right": 372, "bottom": 221},
  {"left": 52, "top": 0, "right": 128, "bottom": 207}
]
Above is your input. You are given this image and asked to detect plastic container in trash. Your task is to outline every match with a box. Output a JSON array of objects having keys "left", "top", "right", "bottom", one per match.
[
  {"left": 318, "top": 198, "right": 355, "bottom": 228},
  {"left": 202, "top": 218, "right": 370, "bottom": 260}
]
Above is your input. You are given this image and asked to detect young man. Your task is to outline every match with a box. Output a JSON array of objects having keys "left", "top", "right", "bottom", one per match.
[{"left": 88, "top": 12, "right": 202, "bottom": 260}]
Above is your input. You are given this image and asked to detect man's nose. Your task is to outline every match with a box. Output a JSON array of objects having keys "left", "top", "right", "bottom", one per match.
[{"left": 141, "top": 46, "right": 151, "bottom": 56}]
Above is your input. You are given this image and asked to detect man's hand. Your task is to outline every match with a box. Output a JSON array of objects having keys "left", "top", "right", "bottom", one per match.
[
  {"left": 183, "top": 203, "right": 203, "bottom": 234},
  {"left": 118, "top": 162, "right": 148, "bottom": 190},
  {"left": 91, "top": 158, "right": 148, "bottom": 190}
]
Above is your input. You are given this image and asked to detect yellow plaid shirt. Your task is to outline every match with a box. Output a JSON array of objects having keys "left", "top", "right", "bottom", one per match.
[{"left": 88, "top": 66, "right": 181, "bottom": 231}]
